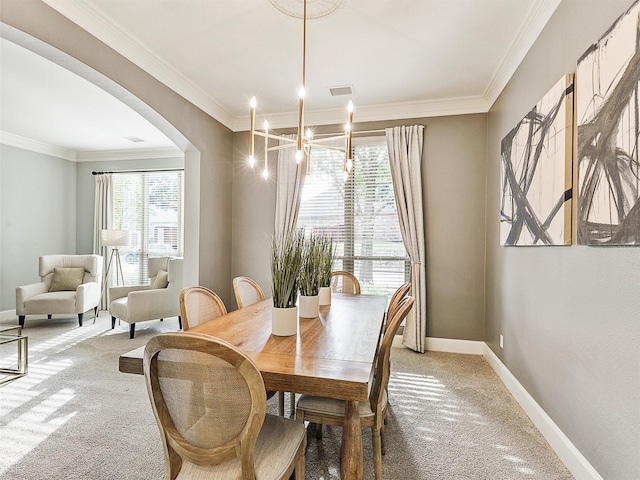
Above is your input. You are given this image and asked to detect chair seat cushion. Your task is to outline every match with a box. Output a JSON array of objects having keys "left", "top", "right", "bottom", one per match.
[
  {"left": 296, "top": 390, "right": 387, "bottom": 419},
  {"left": 175, "top": 414, "right": 305, "bottom": 480},
  {"left": 109, "top": 297, "right": 129, "bottom": 322},
  {"left": 24, "top": 291, "right": 78, "bottom": 314}
]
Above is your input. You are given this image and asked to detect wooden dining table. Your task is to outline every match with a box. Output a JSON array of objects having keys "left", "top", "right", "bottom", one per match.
[{"left": 119, "top": 293, "right": 388, "bottom": 480}]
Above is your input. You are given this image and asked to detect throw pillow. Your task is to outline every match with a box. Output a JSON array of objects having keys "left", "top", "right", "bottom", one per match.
[
  {"left": 152, "top": 270, "right": 169, "bottom": 289},
  {"left": 49, "top": 267, "right": 86, "bottom": 292}
]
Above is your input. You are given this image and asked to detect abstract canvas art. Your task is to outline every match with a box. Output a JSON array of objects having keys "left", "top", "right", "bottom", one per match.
[
  {"left": 576, "top": 0, "right": 640, "bottom": 245},
  {"left": 500, "top": 74, "right": 574, "bottom": 246}
]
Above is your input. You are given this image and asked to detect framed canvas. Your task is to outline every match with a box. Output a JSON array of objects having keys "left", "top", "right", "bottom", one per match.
[
  {"left": 500, "top": 74, "right": 574, "bottom": 246},
  {"left": 576, "top": 0, "right": 640, "bottom": 245}
]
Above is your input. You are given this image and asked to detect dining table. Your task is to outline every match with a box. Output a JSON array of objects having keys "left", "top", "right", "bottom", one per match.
[{"left": 119, "top": 292, "right": 388, "bottom": 480}]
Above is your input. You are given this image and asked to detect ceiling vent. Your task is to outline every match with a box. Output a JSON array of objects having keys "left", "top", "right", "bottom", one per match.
[{"left": 329, "top": 85, "right": 354, "bottom": 96}]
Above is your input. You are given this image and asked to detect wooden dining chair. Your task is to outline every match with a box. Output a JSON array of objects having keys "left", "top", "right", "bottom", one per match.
[
  {"left": 179, "top": 286, "right": 227, "bottom": 331},
  {"left": 330, "top": 271, "right": 361, "bottom": 294},
  {"left": 233, "top": 276, "right": 266, "bottom": 309},
  {"left": 295, "top": 295, "right": 415, "bottom": 480},
  {"left": 386, "top": 283, "right": 411, "bottom": 327},
  {"left": 143, "top": 332, "right": 306, "bottom": 480},
  {"left": 232, "top": 275, "right": 291, "bottom": 416}
]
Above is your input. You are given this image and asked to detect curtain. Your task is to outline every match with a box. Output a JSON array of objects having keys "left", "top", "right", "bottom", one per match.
[
  {"left": 274, "top": 134, "right": 307, "bottom": 238},
  {"left": 386, "top": 125, "right": 427, "bottom": 353},
  {"left": 93, "top": 174, "right": 112, "bottom": 309}
]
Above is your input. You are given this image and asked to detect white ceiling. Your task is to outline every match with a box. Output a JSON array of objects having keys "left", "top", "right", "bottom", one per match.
[{"left": 0, "top": 0, "right": 561, "bottom": 154}]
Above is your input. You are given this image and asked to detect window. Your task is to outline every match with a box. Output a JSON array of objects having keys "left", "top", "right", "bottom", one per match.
[
  {"left": 296, "top": 140, "right": 409, "bottom": 296},
  {"left": 112, "top": 170, "right": 184, "bottom": 285}
]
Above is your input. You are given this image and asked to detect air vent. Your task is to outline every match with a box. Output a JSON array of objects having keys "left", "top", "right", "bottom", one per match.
[
  {"left": 329, "top": 85, "right": 354, "bottom": 96},
  {"left": 124, "top": 136, "right": 145, "bottom": 143}
]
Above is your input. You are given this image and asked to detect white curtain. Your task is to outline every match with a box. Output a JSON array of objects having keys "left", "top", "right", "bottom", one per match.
[
  {"left": 386, "top": 125, "right": 427, "bottom": 353},
  {"left": 274, "top": 135, "right": 307, "bottom": 237},
  {"left": 93, "top": 174, "right": 112, "bottom": 309}
]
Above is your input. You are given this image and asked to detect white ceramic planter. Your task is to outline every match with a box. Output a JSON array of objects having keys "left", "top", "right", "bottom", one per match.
[
  {"left": 299, "top": 294, "right": 319, "bottom": 318},
  {"left": 271, "top": 306, "right": 298, "bottom": 336},
  {"left": 318, "top": 286, "right": 332, "bottom": 306}
]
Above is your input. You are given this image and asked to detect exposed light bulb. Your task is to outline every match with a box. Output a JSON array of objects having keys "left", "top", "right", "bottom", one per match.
[
  {"left": 263, "top": 120, "right": 269, "bottom": 131},
  {"left": 263, "top": 168, "right": 269, "bottom": 179},
  {"left": 346, "top": 159, "right": 353, "bottom": 171},
  {"left": 250, "top": 96, "right": 257, "bottom": 108},
  {"left": 296, "top": 150, "right": 303, "bottom": 164},
  {"left": 306, "top": 128, "right": 313, "bottom": 140},
  {"left": 249, "top": 155, "right": 255, "bottom": 168},
  {"left": 348, "top": 100, "right": 354, "bottom": 112},
  {"left": 345, "top": 122, "right": 351, "bottom": 132},
  {"left": 299, "top": 86, "right": 306, "bottom": 99}
]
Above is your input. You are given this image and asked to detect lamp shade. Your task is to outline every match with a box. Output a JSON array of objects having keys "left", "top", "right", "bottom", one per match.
[{"left": 101, "top": 229, "right": 131, "bottom": 247}]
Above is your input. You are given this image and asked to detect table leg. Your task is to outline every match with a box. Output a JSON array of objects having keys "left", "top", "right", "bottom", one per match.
[{"left": 340, "top": 400, "right": 363, "bottom": 479}]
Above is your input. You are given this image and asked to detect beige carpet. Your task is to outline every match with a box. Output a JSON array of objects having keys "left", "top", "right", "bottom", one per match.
[{"left": 0, "top": 312, "right": 573, "bottom": 479}]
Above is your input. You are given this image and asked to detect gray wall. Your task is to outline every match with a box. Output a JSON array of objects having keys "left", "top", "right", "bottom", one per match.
[
  {"left": 1, "top": 0, "right": 236, "bottom": 307},
  {"left": 0, "top": 145, "right": 77, "bottom": 310},
  {"left": 232, "top": 114, "right": 488, "bottom": 336},
  {"left": 486, "top": 1, "right": 640, "bottom": 478}
]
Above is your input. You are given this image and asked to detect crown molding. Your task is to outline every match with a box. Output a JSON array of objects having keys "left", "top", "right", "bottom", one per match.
[
  {"left": 233, "top": 95, "right": 491, "bottom": 132},
  {"left": 77, "top": 147, "right": 184, "bottom": 162},
  {"left": 483, "top": 0, "right": 562, "bottom": 108},
  {"left": 0, "top": 131, "right": 77, "bottom": 161},
  {"left": 42, "top": 0, "right": 236, "bottom": 130},
  {"left": 43, "top": 0, "right": 559, "bottom": 133}
]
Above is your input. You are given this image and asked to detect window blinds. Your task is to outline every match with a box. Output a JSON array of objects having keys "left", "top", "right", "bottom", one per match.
[{"left": 297, "top": 141, "right": 410, "bottom": 297}]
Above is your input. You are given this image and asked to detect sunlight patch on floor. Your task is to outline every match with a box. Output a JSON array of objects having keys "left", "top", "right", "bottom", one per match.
[{"left": 0, "top": 388, "right": 76, "bottom": 474}]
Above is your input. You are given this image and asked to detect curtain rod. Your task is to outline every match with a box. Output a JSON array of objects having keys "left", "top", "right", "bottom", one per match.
[{"left": 92, "top": 168, "right": 184, "bottom": 175}]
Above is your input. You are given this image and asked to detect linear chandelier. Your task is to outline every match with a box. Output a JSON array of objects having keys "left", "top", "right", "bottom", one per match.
[{"left": 248, "top": 0, "right": 353, "bottom": 180}]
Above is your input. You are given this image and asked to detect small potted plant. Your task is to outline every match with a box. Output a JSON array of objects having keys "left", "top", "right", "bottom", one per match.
[
  {"left": 270, "top": 230, "right": 304, "bottom": 336},
  {"left": 298, "top": 232, "right": 323, "bottom": 318},
  {"left": 317, "top": 234, "right": 334, "bottom": 305}
]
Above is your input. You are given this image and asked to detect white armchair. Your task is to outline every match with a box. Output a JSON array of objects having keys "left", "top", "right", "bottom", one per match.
[
  {"left": 16, "top": 254, "right": 103, "bottom": 328},
  {"left": 109, "top": 257, "right": 183, "bottom": 339}
]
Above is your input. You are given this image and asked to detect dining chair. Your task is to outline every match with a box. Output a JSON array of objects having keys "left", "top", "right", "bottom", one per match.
[
  {"left": 143, "top": 332, "right": 306, "bottom": 480},
  {"left": 232, "top": 275, "right": 291, "bottom": 416},
  {"left": 233, "top": 276, "right": 266, "bottom": 309},
  {"left": 179, "top": 286, "right": 227, "bottom": 331},
  {"left": 386, "top": 283, "right": 411, "bottom": 327},
  {"left": 295, "top": 295, "right": 415, "bottom": 480},
  {"left": 330, "top": 271, "right": 361, "bottom": 294}
]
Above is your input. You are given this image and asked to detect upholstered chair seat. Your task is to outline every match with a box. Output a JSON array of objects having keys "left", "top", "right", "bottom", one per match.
[
  {"left": 16, "top": 254, "right": 103, "bottom": 327},
  {"left": 109, "top": 256, "right": 183, "bottom": 338}
]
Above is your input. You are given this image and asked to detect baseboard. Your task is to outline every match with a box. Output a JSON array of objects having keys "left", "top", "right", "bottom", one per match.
[
  {"left": 392, "top": 335, "right": 484, "bottom": 354},
  {"left": 0, "top": 309, "right": 16, "bottom": 321},
  {"left": 482, "top": 344, "right": 604, "bottom": 480}
]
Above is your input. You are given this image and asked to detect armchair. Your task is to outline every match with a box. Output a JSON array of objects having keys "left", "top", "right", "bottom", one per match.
[
  {"left": 109, "top": 257, "right": 183, "bottom": 339},
  {"left": 16, "top": 254, "right": 103, "bottom": 328}
]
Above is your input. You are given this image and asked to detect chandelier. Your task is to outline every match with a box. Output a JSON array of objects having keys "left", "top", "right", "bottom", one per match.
[{"left": 248, "top": 0, "right": 353, "bottom": 180}]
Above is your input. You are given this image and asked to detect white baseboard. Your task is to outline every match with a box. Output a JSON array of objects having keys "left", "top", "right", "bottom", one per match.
[
  {"left": 482, "top": 344, "right": 603, "bottom": 480},
  {"left": 392, "top": 335, "right": 484, "bottom": 353},
  {"left": 0, "top": 309, "right": 17, "bottom": 321}
]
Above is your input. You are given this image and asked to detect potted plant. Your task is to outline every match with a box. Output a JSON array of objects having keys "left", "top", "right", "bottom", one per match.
[
  {"left": 270, "top": 230, "right": 304, "bottom": 336},
  {"left": 317, "top": 234, "right": 334, "bottom": 305},
  {"left": 298, "top": 232, "right": 323, "bottom": 318}
]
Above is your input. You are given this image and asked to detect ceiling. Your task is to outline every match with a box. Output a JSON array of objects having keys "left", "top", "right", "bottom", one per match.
[{"left": 0, "top": 0, "right": 561, "bottom": 155}]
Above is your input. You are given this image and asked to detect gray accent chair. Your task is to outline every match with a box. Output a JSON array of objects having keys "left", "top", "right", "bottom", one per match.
[
  {"left": 16, "top": 254, "right": 103, "bottom": 328},
  {"left": 109, "top": 257, "right": 183, "bottom": 339}
]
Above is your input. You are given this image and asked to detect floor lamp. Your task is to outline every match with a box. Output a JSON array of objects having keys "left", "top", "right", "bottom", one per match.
[{"left": 101, "top": 229, "right": 131, "bottom": 308}]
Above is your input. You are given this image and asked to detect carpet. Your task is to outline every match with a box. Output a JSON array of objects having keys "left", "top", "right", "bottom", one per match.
[{"left": 0, "top": 312, "right": 573, "bottom": 479}]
